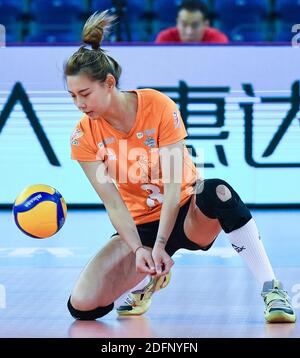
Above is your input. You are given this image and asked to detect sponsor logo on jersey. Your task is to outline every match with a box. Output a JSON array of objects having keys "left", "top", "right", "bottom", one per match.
[
  {"left": 144, "top": 128, "right": 156, "bottom": 136},
  {"left": 104, "top": 137, "right": 115, "bottom": 145},
  {"left": 136, "top": 129, "right": 156, "bottom": 139},
  {"left": 71, "top": 128, "right": 84, "bottom": 141},
  {"left": 173, "top": 111, "right": 180, "bottom": 129}
]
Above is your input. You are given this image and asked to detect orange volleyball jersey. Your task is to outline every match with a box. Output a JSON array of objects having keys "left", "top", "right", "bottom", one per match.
[{"left": 71, "top": 89, "right": 197, "bottom": 224}]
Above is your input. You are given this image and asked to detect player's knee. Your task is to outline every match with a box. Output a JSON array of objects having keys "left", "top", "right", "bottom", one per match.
[
  {"left": 195, "top": 178, "right": 252, "bottom": 233},
  {"left": 195, "top": 178, "right": 231, "bottom": 214},
  {"left": 67, "top": 296, "right": 114, "bottom": 320}
]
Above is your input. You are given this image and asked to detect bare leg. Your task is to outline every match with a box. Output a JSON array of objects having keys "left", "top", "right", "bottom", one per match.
[
  {"left": 70, "top": 235, "right": 147, "bottom": 311},
  {"left": 183, "top": 194, "right": 222, "bottom": 248}
]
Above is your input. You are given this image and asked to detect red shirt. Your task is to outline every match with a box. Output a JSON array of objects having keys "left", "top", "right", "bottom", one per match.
[{"left": 155, "top": 26, "right": 228, "bottom": 43}]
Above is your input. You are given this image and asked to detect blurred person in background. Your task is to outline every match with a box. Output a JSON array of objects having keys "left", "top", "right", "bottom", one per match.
[{"left": 155, "top": 0, "right": 228, "bottom": 43}]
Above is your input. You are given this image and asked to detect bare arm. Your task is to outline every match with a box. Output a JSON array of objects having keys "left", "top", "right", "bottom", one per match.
[
  {"left": 152, "top": 140, "right": 185, "bottom": 275},
  {"left": 79, "top": 160, "right": 155, "bottom": 274}
]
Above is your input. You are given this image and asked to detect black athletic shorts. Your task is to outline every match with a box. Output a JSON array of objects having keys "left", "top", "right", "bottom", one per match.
[{"left": 111, "top": 196, "right": 216, "bottom": 257}]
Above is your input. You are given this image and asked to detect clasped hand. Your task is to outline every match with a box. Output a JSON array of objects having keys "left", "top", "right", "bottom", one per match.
[{"left": 135, "top": 243, "right": 174, "bottom": 278}]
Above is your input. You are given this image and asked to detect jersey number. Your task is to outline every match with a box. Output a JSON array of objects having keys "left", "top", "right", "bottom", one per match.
[{"left": 141, "top": 184, "right": 164, "bottom": 208}]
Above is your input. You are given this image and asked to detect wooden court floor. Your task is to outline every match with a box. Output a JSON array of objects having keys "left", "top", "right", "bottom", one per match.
[{"left": 0, "top": 209, "right": 299, "bottom": 338}]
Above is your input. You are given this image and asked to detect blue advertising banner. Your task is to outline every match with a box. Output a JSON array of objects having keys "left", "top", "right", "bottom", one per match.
[{"left": 0, "top": 46, "right": 299, "bottom": 204}]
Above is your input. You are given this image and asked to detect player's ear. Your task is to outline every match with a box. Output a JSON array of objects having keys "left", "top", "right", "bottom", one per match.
[{"left": 105, "top": 74, "right": 116, "bottom": 89}]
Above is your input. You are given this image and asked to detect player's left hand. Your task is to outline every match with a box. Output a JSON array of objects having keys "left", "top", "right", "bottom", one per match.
[{"left": 151, "top": 243, "right": 174, "bottom": 278}]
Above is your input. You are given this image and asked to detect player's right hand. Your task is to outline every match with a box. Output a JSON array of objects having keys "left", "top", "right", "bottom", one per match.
[{"left": 135, "top": 247, "right": 156, "bottom": 275}]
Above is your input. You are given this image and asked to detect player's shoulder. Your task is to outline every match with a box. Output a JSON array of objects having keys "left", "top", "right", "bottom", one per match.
[
  {"left": 70, "top": 115, "right": 91, "bottom": 144},
  {"left": 137, "top": 88, "right": 174, "bottom": 106},
  {"left": 72, "top": 114, "right": 91, "bottom": 131}
]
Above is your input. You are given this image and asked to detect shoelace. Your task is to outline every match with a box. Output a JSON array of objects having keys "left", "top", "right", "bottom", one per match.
[
  {"left": 263, "top": 289, "right": 290, "bottom": 306},
  {"left": 123, "top": 278, "right": 158, "bottom": 306},
  {"left": 124, "top": 291, "right": 152, "bottom": 306},
  {"left": 122, "top": 275, "right": 170, "bottom": 307}
]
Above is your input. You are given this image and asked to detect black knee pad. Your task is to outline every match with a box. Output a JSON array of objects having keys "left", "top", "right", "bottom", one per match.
[
  {"left": 195, "top": 178, "right": 252, "bottom": 233},
  {"left": 67, "top": 297, "right": 114, "bottom": 320}
]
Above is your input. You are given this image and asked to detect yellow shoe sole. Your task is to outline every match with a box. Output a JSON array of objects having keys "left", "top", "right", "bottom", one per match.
[{"left": 265, "top": 310, "right": 296, "bottom": 323}]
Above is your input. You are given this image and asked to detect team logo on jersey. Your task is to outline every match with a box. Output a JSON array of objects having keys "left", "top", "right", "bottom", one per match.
[
  {"left": 98, "top": 142, "right": 104, "bottom": 149},
  {"left": 144, "top": 136, "right": 156, "bottom": 147},
  {"left": 173, "top": 111, "right": 180, "bottom": 129},
  {"left": 136, "top": 132, "right": 144, "bottom": 139},
  {"left": 70, "top": 128, "right": 83, "bottom": 144}
]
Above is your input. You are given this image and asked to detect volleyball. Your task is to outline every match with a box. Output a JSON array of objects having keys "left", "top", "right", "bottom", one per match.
[{"left": 13, "top": 184, "right": 67, "bottom": 238}]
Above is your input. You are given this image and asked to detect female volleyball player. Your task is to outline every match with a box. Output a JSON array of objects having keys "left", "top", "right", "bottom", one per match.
[{"left": 65, "top": 11, "right": 296, "bottom": 323}]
